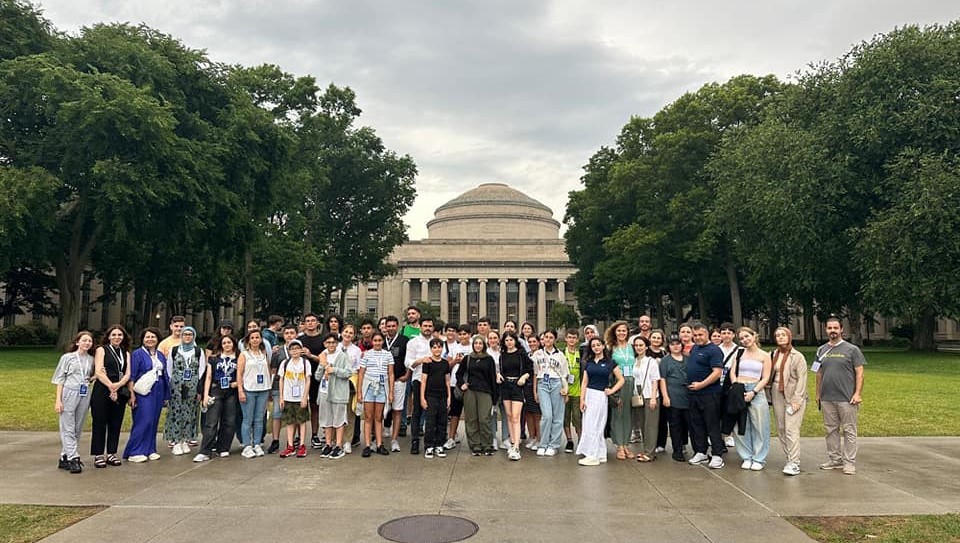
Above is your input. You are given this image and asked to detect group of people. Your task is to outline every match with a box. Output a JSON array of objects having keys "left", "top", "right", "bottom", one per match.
[{"left": 52, "top": 308, "right": 865, "bottom": 477}]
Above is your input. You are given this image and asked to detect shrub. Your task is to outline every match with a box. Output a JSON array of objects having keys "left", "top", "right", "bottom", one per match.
[{"left": 0, "top": 322, "right": 58, "bottom": 347}]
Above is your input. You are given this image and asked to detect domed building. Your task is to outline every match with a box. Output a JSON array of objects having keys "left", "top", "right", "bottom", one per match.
[{"left": 347, "top": 183, "right": 577, "bottom": 330}]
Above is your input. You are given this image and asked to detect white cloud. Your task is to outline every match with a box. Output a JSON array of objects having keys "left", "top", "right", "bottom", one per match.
[{"left": 34, "top": 0, "right": 960, "bottom": 240}]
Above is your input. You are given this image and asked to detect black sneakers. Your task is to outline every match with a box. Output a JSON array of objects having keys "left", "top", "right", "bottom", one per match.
[
  {"left": 362, "top": 446, "right": 373, "bottom": 458},
  {"left": 58, "top": 455, "right": 69, "bottom": 470},
  {"left": 564, "top": 441, "right": 574, "bottom": 453},
  {"left": 311, "top": 435, "right": 322, "bottom": 449},
  {"left": 267, "top": 440, "right": 280, "bottom": 454},
  {"left": 410, "top": 439, "right": 420, "bottom": 455},
  {"left": 320, "top": 445, "right": 333, "bottom": 458},
  {"left": 69, "top": 457, "right": 83, "bottom": 474},
  {"left": 377, "top": 445, "right": 390, "bottom": 456}
]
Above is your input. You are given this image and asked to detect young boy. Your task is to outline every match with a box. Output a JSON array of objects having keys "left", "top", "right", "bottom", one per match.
[
  {"left": 420, "top": 338, "right": 451, "bottom": 458},
  {"left": 561, "top": 328, "right": 582, "bottom": 453},
  {"left": 316, "top": 333, "right": 353, "bottom": 459},
  {"left": 278, "top": 340, "right": 311, "bottom": 458}
]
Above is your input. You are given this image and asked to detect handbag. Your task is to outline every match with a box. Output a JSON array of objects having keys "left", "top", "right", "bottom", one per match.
[
  {"left": 133, "top": 369, "right": 157, "bottom": 395},
  {"left": 453, "top": 356, "right": 469, "bottom": 401},
  {"left": 631, "top": 357, "right": 652, "bottom": 407}
]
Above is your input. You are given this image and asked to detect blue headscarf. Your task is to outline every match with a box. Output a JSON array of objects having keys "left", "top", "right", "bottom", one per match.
[{"left": 180, "top": 326, "right": 197, "bottom": 354}]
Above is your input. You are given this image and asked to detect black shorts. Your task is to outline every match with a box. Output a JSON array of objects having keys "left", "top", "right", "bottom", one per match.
[
  {"left": 522, "top": 382, "right": 540, "bottom": 414},
  {"left": 448, "top": 386, "right": 463, "bottom": 417},
  {"left": 500, "top": 381, "right": 524, "bottom": 402}
]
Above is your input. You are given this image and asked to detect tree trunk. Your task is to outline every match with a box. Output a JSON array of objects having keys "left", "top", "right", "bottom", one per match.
[
  {"left": 244, "top": 249, "right": 255, "bottom": 321},
  {"left": 321, "top": 284, "right": 333, "bottom": 317},
  {"left": 912, "top": 310, "right": 937, "bottom": 351},
  {"left": 802, "top": 298, "right": 817, "bottom": 346},
  {"left": 767, "top": 305, "right": 780, "bottom": 344},
  {"left": 338, "top": 285, "right": 347, "bottom": 316},
  {"left": 697, "top": 285, "right": 707, "bottom": 322},
  {"left": 846, "top": 307, "right": 863, "bottom": 346},
  {"left": 302, "top": 268, "right": 313, "bottom": 315},
  {"left": 672, "top": 289, "right": 683, "bottom": 323},
  {"left": 725, "top": 259, "right": 743, "bottom": 326},
  {"left": 54, "top": 263, "right": 82, "bottom": 350}
]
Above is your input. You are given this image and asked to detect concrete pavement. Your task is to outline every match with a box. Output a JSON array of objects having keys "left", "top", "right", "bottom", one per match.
[{"left": 0, "top": 432, "right": 956, "bottom": 543}]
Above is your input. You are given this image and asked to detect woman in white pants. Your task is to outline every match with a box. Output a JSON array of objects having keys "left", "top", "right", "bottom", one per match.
[
  {"left": 770, "top": 326, "right": 807, "bottom": 475},
  {"left": 576, "top": 337, "right": 624, "bottom": 466}
]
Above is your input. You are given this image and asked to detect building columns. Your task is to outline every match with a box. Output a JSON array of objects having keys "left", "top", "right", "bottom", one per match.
[
  {"left": 478, "top": 279, "right": 487, "bottom": 322},
  {"left": 518, "top": 279, "right": 527, "bottom": 325},
  {"left": 498, "top": 279, "right": 508, "bottom": 328},
  {"left": 357, "top": 281, "right": 367, "bottom": 315},
  {"left": 537, "top": 279, "right": 547, "bottom": 332},
  {"left": 557, "top": 279, "right": 566, "bottom": 304},
  {"left": 458, "top": 279, "right": 468, "bottom": 325},
  {"left": 401, "top": 279, "right": 410, "bottom": 310},
  {"left": 440, "top": 279, "right": 449, "bottom": 322}
]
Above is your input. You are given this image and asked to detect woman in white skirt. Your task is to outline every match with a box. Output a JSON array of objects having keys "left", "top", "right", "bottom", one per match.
[{"left": 576, "top": 337, "right": 624, "bottom": 466}]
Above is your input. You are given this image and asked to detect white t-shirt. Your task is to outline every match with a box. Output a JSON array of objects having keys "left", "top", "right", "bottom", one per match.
[
  {"left": 279, "top": 358, "right": 311, "bottom": 402},
  {"left": 444, "top": 342, "right": 471, "bottom": 387},
  {"left": 632, "top": 356, "right": 662, "bottom": 399}
]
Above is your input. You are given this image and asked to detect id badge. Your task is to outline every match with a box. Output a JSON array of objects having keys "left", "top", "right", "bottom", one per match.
[
  {"left": 220, "top": 376, "right": 230, "bottom": 389},
  {"left": 320, "top": 377, "right": 329, "bottom": 394},
  {"left": 79, "top": 384, "right": 88, "bottom": 396},
  {"left": 811, "top": 360, "right": 822, "bottom": 373},
  {"left": 182, "top": 368, "right": 192, "bottom": 381},
  {"left": 379, "top": 374, "right": 385, "bottom": 386},
  {"left": 256, "top": 374, "right": 264, "bottom": 385},
  {"left": 542, "top": 375, "right": 550, "bottom": 385},
  {"left": 290, "top": 383, "right": 302, "bottom": 398},
  {"left": 567, "top": 374, "right": 575, "bottom": 385}
]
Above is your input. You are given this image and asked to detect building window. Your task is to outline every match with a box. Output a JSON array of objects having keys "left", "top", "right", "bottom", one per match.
[
  {"left": 467, "top": 280, "right": 480, "bottom": 325},
  {"left": 506, "top": 281, "right": 519, "bottom": 322},
  {"left": 525, "top": 280, "right": 537, "bottom": 325},
  {"left": 485, "top": 281, "right": 499, "bottom": 329},
  {"left": 447, "top": 281, "right": 460, "bottom": 325}
]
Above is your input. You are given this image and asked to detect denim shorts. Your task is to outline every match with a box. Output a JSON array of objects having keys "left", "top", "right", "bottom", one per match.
[{"left": 362, "top": 382, "right": 387, "bottom": 403}]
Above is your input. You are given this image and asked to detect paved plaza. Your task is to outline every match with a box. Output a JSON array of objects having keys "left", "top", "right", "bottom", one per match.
[{"left": 1, "top": 432, "right": 957, "bottom": 543}]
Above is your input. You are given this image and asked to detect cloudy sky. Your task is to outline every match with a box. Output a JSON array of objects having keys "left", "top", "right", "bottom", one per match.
[{"left": 36, "top": 0, "right": 958, "bottom": 239}]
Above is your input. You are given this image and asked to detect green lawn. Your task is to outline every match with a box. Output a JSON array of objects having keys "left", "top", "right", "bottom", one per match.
[
  {"left": 1, "top": 347, "right": 958, "bottom": 435},
  {"left": 788, "top": 514, "right": 960, "bottom": 543},
  {"left": 0, "top": 505, "right": 104, "bottom": 543}
]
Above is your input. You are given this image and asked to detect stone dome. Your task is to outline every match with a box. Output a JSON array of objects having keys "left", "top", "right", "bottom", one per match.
[{"left": 426, "top": 183, "right": 561, "bottom": 240}]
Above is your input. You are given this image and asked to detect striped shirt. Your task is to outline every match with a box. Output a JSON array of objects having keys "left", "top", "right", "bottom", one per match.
[{"left": 360, "top": 349, "right": 394, "bottom": 382}]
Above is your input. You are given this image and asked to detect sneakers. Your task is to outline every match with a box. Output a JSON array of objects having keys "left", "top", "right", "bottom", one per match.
[
  {"left": 508, "top": 447, "right": 521, "bottom": 461},
  {"left": 724, "top": 435, "right": 735, "bottom": 448},
  {"left": 688, "top": 452, "right": 709, "bottom": 465},
  {"left": 279, "top": 445, "right": 296, "bottom": 458},
  {"left": 544, "top": 448, "right": 557, "bottom": 457},
  {"left": 192, "top": 453, "right": 210, "bottom": 462},
  {"left": 526, "top": 439, "right": 539, "bottom": 450},
  {"left": 68, "top": 457, "right": 83, "bottom": 474},
  {"left": 672, "top": 451, "right": 685, "bottom": 462},
  {"left": 471, "top": 449, "right": 482, "bottom": 456},
  {"left": 377, "top": 445, "right": 390, "bottom": 456},
  {"left": 782, "top": 462, "right": 801, "bottom": 476},
  {"left": 187, "top": 440, "right": 198, "bottom": 447},
  {"left": 578, "top": 456, "right": 600, "bottom": 466},
  {"left": 411, "top": 440, "right": 420, "bottom": 455},
  {"left": 843, "top": 465, "right": 856, "bottom": 475},
  {"left": 219, "top": 451, "right": 230, "bottom": 458},
  {"left": 750, "top": 461, "right": 763, "bottom": 471},
  {"left": 654, "top": 446, "right": 666, "bottom": 454},
  {"left": 819, "top": 460, "right": 844, "bottom": 470},
  {"left": 329, "top": 447, "right": 345, "bottom": 459},
  {"left": 483, "top": 448, "right": 495, "bottom": 456},
  {"left": 630, "top": 430, "right": 640, "bottom": 444},
  {"left": 492, "top": 438, "right": 499, "bottom": 450},
  {"left": 172, "top": 443, "right": 184, "bottom": 456},
  {"left": 443, "top": 438, "right": 457, "bottom": 450},
  {"left": 58, "top": 455, "right": 69, "bottom": 470},
  {"left": 391, "top": 439, "right": 401, "bottom": 452},
  {"left": 296, "top": 444, "right": 307, "bottom": 458},
  {"left": 267, "top": 440, "right": 280, "bottom": 454},
  {"left": 320, "top": 445, "right": 333, "bottom": 458},
  {"left": 708, "top": 456, "right": 725, "bottom": 469},
  {"left": 148, "top": 453, "right": 161, "bottom": 461},
  {"left": 435, "top": 447, "right": 446, "bottom": 458},
  {"left": 398, "top": 426, "right": 407, "bottom": 437},
  {"left": 129, "top": 455, "right": 148, "bottom": 463},
  {"left": 241, "top": 446, "right": 256, "bottom": 459},
  {"left": 180, "top": 442, "right": 191, "bottom": 454},
  {"left": 311, "top": 435, "right": 322, "bottom": 449},
  {"left": 564, "top": 441, "right": 574, "bottom": 453},
  {"left": 362, "top": 446, "right": 372, "bottom": 458},
  {"left": 741, "top": 459, "right": 752, "bottom": 470},
  {"left": 536, "top": 448, "right": 546, "bottom": 456},
  {"left": 500, "top": 439, "right": 510, "bottom": 450},
  {"left": 343, "top": 442, "right": 352, "bottom": 454},
  {"left": 253, "top": 444, "right": 265, "bottom": 457},
  {"left": 424, "top": 447, "right": 435, "bottom": 459}
]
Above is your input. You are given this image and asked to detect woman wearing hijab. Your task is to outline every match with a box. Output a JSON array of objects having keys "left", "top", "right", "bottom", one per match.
[
  {"left": 770, "top": 326, "right": 808, "bottom": 475},
  {"left": 456, "top": 335, "right": 498, "bottom": 456},
  {"left": 164, "top": 326, "right": 207, "bottom": 456},
  {"left": 124, "top": 328, "right": 170, "bottom": 462}
]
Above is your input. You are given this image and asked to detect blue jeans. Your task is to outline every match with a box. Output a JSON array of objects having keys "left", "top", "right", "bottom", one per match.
[
  {"left": 240, "top": 389, "right": 269, "bottom": 447},
  {"left": 537, "top": 378, "right": 564, "bottom": 450},
  {"left": 734, "top": 383, "right": 771, "bottom": 464}
]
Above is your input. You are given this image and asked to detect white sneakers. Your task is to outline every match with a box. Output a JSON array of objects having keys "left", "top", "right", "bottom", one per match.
[
  {"left": 148, "top": 453, "right": 161, "bottom": 461},
  {"left": 128, "top": 455, "right": 148, "bottom": 463},
  {"left": 724, "top": 435, "right": 735, "bottom": 448},
  {"left": 708, "top": 456, "right": 724, "bottom": 469},
  {"left": 180, "top": 442, "right": 191, "bottom": 454},
  {"left": 544, "top": 448, "right": 557, "bottom": 457},
  {"left": 688, "top": 452, "right": 709, "bottom": 465},
  {"left": 750, "top": 461, "right": 763, "bottom": 471},
  {"left": 253, "top": 445, "right": 265, "bottom": 457},
  {"left": 500, "top": 439, "right": 511, "bottom": 450},
  {"left": 193, "top": 453, "right": 210, "bottom": 462},
  {"left": 391, "top": 439, "right": 401, "bottom": 452},
  {"left": 536, "top": 448, "right": 546, "bottom": 456},
  {"left": 241, "top": 446, "right": 256, "bottom": 459},
  {"left": 782, "top": 462, "right": 800, "bottom": 476},
  {"left": 507, "top": 447, "right": 521, "bottom": 461},
  {"left": 172, "top": 443, "right": 184, "bottom": 456},
  {"left": 219, "top": 451, "right": 230, "bottom": 458},
  {"left": 343, "top": 442, "right": 352, "bottom": 454},
  {"left": 526, "top": 439, "right": 539, "bottom": 450},
  {"left": 578, "top": 456, "right": 600, "bottom": 466},
  {"left": 741, "top": 459, "right": 752, "bottom": 470},
  {"left": 443, "top": 438, "right": 457, "bottom": 450}
]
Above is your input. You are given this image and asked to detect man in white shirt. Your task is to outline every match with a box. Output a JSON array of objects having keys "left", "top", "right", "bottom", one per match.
[{"left": 404, "top": 316, "right": 435, "bottom": 455}]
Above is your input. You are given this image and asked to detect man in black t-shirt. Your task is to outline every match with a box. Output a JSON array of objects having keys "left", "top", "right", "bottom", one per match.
[{"left": 297, "top": 313, "right": 325, "bottom": 448}]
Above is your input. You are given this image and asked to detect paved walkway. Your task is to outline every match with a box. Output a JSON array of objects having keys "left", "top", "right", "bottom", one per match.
[{"left": 1, "top": 432, "right": 956, "bottom": 543}]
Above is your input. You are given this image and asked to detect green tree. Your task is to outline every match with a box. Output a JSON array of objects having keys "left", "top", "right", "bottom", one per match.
[
  {"left": 0, "top": 0, "right": 54, "bottom": 61},
  {"left": 547, "top": 303, "right": 580, "bottom": 330}
]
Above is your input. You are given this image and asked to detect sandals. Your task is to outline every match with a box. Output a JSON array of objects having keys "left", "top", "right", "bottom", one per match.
[
  {"left": 636, "top": 452, "right": 655, "bottom": 462},
  {"left": 616, "top": 449, "right": 627, "bottom": 460},
  {"left": 94, "top": 455, "right": 107, "bottom": 468},
  {"left": 106, "top": 454, "right": 122, "bottom": 466},
  {"left": 624, "top": 449, "right": 636, "bottom": 459}
]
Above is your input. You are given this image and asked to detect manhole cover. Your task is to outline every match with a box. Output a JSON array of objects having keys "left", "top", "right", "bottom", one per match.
[{"left": 378, "top": 514, "right": 478, "bottom": 543}]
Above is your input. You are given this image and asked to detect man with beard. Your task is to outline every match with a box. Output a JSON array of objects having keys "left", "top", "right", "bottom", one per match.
[
  {"left": 404, "top": 316, "right": 435, "bottom": 455},
  {"left": 815, "top": 316, "right": 865, "bottom": 476}
]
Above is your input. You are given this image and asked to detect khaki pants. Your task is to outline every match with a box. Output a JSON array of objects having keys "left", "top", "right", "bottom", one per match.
[
  {"left": 771, "top": 391, "right": 805, "bottom": 465},
  {"left": 462, "top": 389, "right": 493, "bottom": 452},
  {"left": 632, "top": 400, "right": 660, "bottom": 456},
  {"left": 822, "top": 400, "right": 858, "bottom": 467}
]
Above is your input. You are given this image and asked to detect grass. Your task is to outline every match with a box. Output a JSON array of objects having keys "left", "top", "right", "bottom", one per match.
[
  {"left": 788, "top": 514, "right": 960, "bottom": 543},
  {"left": 0, "top": 504, "right": 104, "bottom": 543},
  {"left": 0, "top": 347, "right": 958, "bottom": 435}
]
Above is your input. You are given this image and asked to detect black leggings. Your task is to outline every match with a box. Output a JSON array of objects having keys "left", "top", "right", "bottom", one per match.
[
  {"left": 424, "top": 394, "right": 449, "bottom": 449},
  {"left": 90, "top": 385, "right": 126, "bottom": 455},
  {"left": 202, "top": 392, "right": 238, "bottom": 455}
]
